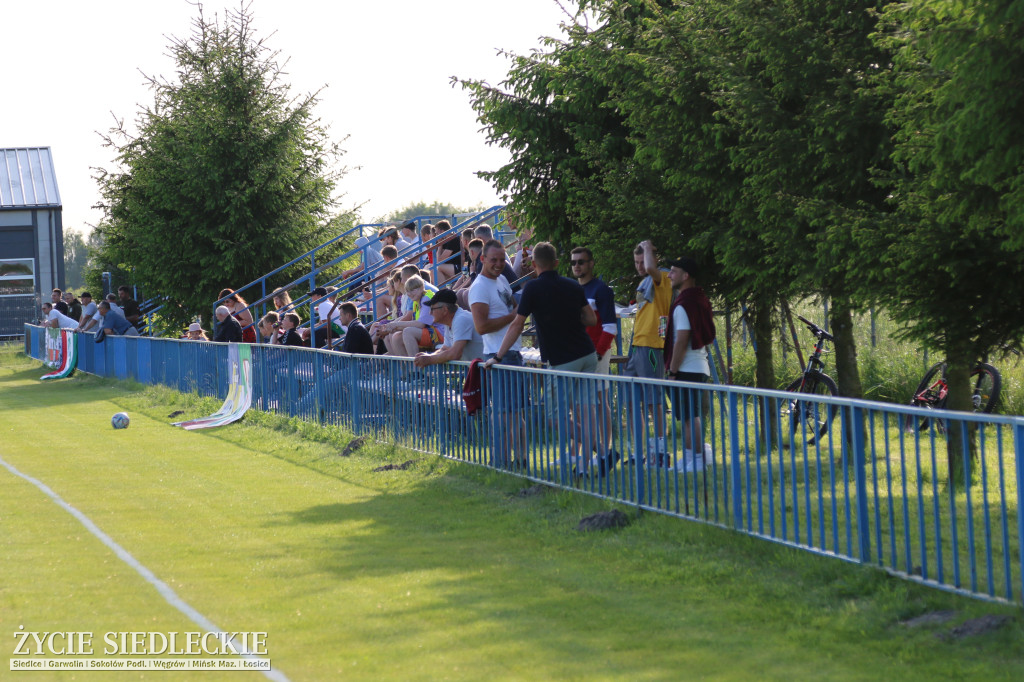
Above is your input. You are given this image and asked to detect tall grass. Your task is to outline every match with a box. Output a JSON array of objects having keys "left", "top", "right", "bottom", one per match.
[{"left": 720, "top": 303, "right": 1024, "bottom": 416}]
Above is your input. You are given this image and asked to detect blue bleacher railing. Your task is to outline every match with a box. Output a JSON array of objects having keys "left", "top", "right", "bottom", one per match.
[
  {"left": 25, "top": 324, "right": 1024, "bottom": 607},
  {"left": 212, "top": 207, "right": 510, "bottom": 342}
]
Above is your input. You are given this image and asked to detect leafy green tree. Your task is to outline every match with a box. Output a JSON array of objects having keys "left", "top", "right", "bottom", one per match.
[
  {"left": 81, "top": 229, "right": 132, "bottom": 298},
  {"left": 875, "top": 0, "right": 1024, "bottom": 479},
  {"left": 63, "top": 230, "right": 89, "bottom": 291},
  {"left": 691, "top": 0, "right": 894, "bottom": 399},
  {"left": 92, "top": 4, "right": 348, "bottom": 330},
  {"left": 460, "top": 0, "right": 893, "bottom": 398},
  {"left": 385, "top": 201, "right": 486, "bottom": 223},
  {"left": 456, "top": 1, "right": 773, "bottom": 382}
]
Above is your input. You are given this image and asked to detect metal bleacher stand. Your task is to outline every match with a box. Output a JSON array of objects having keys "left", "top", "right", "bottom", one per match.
[{"left": 211, "top": 207, "right": 510, "bottom": 346}]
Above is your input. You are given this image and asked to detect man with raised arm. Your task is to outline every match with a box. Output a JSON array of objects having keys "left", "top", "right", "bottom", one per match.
[{"left": 623, "top": 240, "right": 673, "bottom": 466}]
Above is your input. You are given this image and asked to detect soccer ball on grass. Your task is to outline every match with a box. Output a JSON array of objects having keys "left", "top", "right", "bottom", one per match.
[{"left": 111, "top": 412, "right": 130, "bottom": 429}]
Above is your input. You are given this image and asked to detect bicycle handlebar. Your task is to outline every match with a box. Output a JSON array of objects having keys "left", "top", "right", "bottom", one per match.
[{"left": 796, "top": 315, "right": 834, "bottom": 342}]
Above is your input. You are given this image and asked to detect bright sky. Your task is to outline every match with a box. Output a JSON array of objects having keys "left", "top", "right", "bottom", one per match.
[{"left": 3, "top": 0, "right": 573, "bottom": 233}]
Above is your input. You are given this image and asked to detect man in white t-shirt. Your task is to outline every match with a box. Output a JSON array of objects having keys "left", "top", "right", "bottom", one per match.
[
  {"left": 469, "top": 239, "right": 526, "bottom": 469},
  {"left": 666, "top": 257, "right": 715, "bottom": 473},
  {"left": 413, "top": 289, "right": 484, "bottom": 366},
  {"left": 469, "top": 240, "right": 521, "bottom": 361},
  {"left": 90, "top": 295, "right": 122, "bottom": 329},
  {"left": 76, "top": 292, "right": 99, "bottom": 332},
  {"left": 42, "top": 302, "right": 78, "bottom": 329},
  {"left": 311, "top": 286, "right": 345, "bottom": 347}
]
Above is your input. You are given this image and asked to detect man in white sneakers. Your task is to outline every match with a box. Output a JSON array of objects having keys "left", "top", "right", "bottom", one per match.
[{"left": 665, "top": 257, "right": 716, "bottom": 473}]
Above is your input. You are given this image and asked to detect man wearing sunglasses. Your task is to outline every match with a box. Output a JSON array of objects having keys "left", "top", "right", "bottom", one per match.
[
  {"left": 570, "top": 246, "right": 621, "bottom": 476},
  {"left": 570, "top": 247, "right": 618, "bottom": 374}
]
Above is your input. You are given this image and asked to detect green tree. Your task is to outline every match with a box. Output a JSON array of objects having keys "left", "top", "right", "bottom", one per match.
[
  {"left": 875, "top": 0, "right": 1024, "bottom": 480},
  {"left": 691, "top": 0, "right": 894, "bottom": 399},
  {"left": 385, "top": 201, "right": 486, "bottom": 223},
  {"left": 92, "top": 4, "right": 348, "bottom": 330},
  {"left": 63, "top": 230, "right": 89, "bottom": 291},
  {"left": 459, "top": 0, "right": 893, "bottom": 398}
]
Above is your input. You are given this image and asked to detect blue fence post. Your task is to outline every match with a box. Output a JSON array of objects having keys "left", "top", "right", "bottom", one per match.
[
  {"left": 631, "top": 383, "right": 647, "bottom": 507},
  {"left": 556, "top": 374, "right": 570, "bottom": 485},
  {"left": 729, "top": 391, "right": 743, "bottom": 529},
  {"left": 852, "top": 405, "right": 871, "bottom": 563},
  {"left": 1015, "top": 423, "right": 1024, "bottom": 604},
  {"left": 350, "top": 357, "right": 362, "bottom": 434},
  {"left": 312, "top": 351, "right": 323, "bottom": 423}
]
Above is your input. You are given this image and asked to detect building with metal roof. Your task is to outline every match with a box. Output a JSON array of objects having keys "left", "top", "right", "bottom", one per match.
[{"left": 1, "top": 147, "right": 65, "bottom": 336}]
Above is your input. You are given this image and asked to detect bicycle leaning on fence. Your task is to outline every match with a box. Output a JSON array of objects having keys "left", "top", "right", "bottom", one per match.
[{"left": 781, "top": 315, "right": 839, "bottom": 442}]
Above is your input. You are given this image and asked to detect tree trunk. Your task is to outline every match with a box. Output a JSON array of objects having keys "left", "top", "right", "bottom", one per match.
[
  {"left": 750, "top": 298, "right": 777, "bottom": 441},
  {"left": 750, "top": 298, "right": 776, "bottom": 391},
  {"left": 828, "top": 297, "right": 863, "bottom": 399},
  {"left": 943, "top": 347, "right": 977, "bottom": 487}
]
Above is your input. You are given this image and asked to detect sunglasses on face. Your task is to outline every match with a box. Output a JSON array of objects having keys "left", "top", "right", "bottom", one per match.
[{"left": 570, "top": 259, "right": 591, "bottom": 266}]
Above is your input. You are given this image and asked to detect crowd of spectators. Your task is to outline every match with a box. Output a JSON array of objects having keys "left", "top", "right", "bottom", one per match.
[{"left": 44, "top": 219, "right": 715, "bottom": 478}]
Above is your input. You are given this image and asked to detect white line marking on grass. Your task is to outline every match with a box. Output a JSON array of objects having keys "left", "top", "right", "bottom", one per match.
[{"left": 0, "top": 455, "right": 289, "bottom": 682}]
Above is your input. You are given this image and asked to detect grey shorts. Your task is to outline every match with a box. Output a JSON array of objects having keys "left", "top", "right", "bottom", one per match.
[
  {"left": 550, "top": 352, "right": 600, "bottom": 405},
  {"left": 623, "top": 346, "right": 664, "bottom": 404}
]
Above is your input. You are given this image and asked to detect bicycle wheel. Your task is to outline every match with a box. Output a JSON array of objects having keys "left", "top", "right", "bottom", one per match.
[
  {"left": 971, "top": 362, "right": 1000, "bottom": 414},
  {"left": 905, "top": 362, "right": 947, "bottom": 431},
  {"left": 783, "top": 371, "right": 839, "bottom": 442}
]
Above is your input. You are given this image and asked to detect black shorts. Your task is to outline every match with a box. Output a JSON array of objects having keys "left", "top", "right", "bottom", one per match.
[{"left": 671, "top": 372, "right": 707, "bottom": 421}]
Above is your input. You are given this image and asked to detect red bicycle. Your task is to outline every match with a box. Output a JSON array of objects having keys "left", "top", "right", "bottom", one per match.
[{"left": 904, "top": 356, "right": 1007, "bottom": 431}]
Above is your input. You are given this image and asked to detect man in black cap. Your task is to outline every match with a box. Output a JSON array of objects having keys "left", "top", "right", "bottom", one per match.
[
  {"left": 413, "top": 289, "right": 484, "bottom": 366},
  {"left": 665, "top": 256, "right": 716, "bottom": 473}
]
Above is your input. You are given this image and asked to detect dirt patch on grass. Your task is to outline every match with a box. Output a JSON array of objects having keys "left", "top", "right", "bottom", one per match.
[
  {"left": 373, "top": 459, "right": 416, "bottom": 472},
  {"left": 577, "top": 509, "right": 630, "bottom": 532}
]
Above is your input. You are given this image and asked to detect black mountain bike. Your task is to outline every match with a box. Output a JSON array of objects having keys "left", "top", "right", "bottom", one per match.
[{"left": 781, "top": 315, "right": 839, "bottom": 442}]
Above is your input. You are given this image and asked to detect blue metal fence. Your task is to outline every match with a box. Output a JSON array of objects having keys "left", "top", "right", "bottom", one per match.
[{"left": 24, "top": 325, "right": 1024, "bottom": 606}]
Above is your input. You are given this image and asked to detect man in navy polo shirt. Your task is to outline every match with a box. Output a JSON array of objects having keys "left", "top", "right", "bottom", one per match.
[
  {"left": 489, "top": 242, "right": 610, "bottom": 477},
  {"left": 489, "top": 241, "right": 597, "bottom": 371}
]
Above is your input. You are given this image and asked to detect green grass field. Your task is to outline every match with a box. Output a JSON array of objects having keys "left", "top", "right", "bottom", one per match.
[{"left": 1, "top": 346, "right": 1022, "bottom": 680}]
